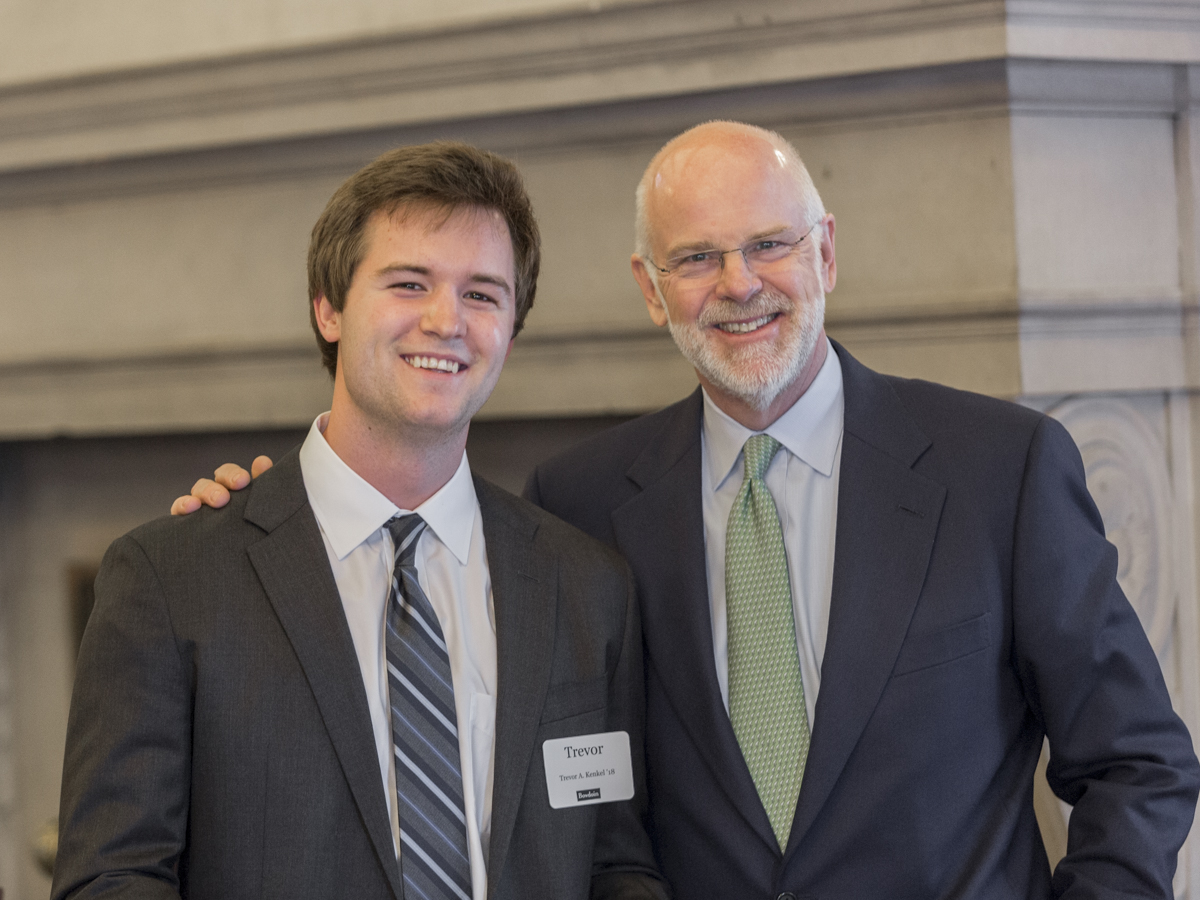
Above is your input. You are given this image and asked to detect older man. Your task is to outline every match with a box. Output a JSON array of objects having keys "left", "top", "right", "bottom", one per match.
[{"left": 181, "top": 123, "right": 1199, "bottom": 898}]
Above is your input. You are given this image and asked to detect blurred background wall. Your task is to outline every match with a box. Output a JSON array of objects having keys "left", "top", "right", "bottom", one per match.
[{"left": 1, "top": 0, "right": 1199, "bottom": 896}]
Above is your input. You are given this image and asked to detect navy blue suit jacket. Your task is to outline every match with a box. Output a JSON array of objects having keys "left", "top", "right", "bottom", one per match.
[{"left": 526, "top": 343, "right": 1199, "bottom": 899}]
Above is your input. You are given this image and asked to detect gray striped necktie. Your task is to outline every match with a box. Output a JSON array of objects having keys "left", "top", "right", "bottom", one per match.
[{"left": 385, "top": 514, "right": 472, "bottom": 900}]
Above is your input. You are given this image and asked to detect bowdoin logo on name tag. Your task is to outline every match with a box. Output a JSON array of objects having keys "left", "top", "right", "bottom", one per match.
[{"left": 542, "top": 731, "right": 635, "bottom": 809}]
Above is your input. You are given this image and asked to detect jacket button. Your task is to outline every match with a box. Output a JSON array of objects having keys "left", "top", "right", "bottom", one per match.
[{"left": 776, "top": 894, "right": 796, "bottom": 900}]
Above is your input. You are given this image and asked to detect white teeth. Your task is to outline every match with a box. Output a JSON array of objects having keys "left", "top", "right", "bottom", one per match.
[
  {"left": 718, "top": 314, "right": 775, "bottom": 334},
  {"left": 405, "top": 356, "right": 461, "bottom": 373}
]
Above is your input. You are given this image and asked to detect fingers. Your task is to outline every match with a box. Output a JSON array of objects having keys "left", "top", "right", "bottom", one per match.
[
  {"left": 171, "top": 455, "right": 268, "bottom": 516},
  {"left": 213, "top": 463, "right": 252, "bottom": 491},
  {"left": 170, "top": 495, "right": 202, "bottom": 516},
  {"left": 250, "top": 456, "right": 275, "bottom": 478},
  {"left": 190, "top": 477, "right": 231, "bottom": 509}
]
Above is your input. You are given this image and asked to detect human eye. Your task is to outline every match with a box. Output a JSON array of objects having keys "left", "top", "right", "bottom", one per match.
[
  {"left": 669, "top": 250, "right": 718, "bottom": 276},
  {"left": 387, "top": 279, "right": 424, "bottom": 292},
  {"left": 746, "top": 239, "right": 792, "bottom": 261},
  {"left": 749, "top": 239, "right": 787, "bottom": 253},
  {"left": 464, "top": 290, "right": 499, "bottom": 305}
]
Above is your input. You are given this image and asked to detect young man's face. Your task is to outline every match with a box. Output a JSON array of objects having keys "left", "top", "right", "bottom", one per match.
[{"left": 314, "top": 204, "right": 516, "bottom": 444}]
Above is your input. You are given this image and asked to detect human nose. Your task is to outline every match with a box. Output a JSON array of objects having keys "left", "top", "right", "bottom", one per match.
[
  {"left": 715, "top": 248, "right": 761, "bottom": 301},
  {"left": 421, "top": 286, "right": 466, "bottom": 338}
]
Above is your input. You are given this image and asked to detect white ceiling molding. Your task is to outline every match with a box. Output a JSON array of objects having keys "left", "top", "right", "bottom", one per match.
[{"left": 0, "top": 0, "right": 1029, "bottom": 172}]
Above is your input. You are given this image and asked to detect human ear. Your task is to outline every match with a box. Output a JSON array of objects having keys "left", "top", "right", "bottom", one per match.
[
  {"left": 632, "top": 256, "right": 669, "bottom": 328},
  {"left": 313, "top": 295, "right": 341, "bottom": 342},
  {"left": 819, "top": 214, "right": 837, "bottom": 292}
]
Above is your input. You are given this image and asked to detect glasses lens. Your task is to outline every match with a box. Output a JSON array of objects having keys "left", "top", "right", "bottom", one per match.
[
  {"left": 671, "top": 252, "right": 722, "bottom": 280},
  {"left": 744, "top": 240, "right": 796, "bottom": 267}
]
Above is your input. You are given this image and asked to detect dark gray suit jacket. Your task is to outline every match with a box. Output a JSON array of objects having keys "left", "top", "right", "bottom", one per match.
[
  {"left": 53, "top": 451, "right": 667, "bottom": 900},
  {"left": 527, "top": 342, "right": 1199, "bottom": 899}
]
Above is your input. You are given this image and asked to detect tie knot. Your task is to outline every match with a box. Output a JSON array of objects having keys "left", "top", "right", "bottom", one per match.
[
  {"left": 743, "top": 434, "right": 782, "bottom": 481},
  {"left": 385, "top": 513, "right": 426, "bottom": 567}
]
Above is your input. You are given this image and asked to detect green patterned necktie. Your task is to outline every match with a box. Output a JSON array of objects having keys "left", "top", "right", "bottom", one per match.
[{"left": 726, "top": 433, "right": 810, "bottom": 851}]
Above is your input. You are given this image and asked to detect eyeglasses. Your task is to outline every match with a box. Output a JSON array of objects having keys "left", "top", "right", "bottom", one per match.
[{"left": 646, "top": 222, "right": 821, "bottom": 284}]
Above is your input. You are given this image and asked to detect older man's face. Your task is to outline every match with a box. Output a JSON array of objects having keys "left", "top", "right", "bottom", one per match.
[{"left": 632, "top": 134, "right": 834, "bottom": 415}]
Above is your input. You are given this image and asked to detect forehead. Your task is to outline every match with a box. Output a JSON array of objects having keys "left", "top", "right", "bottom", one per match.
[
  {"left": 646, "top": 139, "right": 804, "bottom": 251},
  {"left": 360, "top": 203, "right": 515, "bottom": 271}
]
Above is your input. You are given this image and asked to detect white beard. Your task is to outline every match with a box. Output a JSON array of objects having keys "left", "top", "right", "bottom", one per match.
[{"left": 666, "top": 285, "right": 825, "bottom": 412}]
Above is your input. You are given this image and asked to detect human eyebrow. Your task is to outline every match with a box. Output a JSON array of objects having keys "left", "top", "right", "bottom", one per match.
[
  {"left": 375, "top": 264, "right": 430, "bottom": 281},
  {"left": 664, "top": 240, "right": 719, "bottom": 259},
  {"left": 469, "top": 274, "right": 513, "bottom": 298},
  {"left": 744, "top": 227, "right": 799, "bottom": 244}
]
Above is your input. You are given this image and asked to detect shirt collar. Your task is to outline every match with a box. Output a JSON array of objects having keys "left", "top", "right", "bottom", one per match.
[
  {"left": 702, "top": 337, "right": 845, "bottom": 493},
  {"left": 298, "top": 412, "right": 477, "bottom": 565}
]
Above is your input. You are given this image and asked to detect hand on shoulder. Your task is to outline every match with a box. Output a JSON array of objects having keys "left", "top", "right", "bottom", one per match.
[{"left": 170, "top": 456, "right": 275, "bottom": 515}]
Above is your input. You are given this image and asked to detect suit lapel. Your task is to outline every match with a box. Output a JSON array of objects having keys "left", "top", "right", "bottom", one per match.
[
  {"left": 785, "top": 344, "right": 946, "bottom": 855},
  {"left": 243, "top": 452, "right": 403, "bottom": 900},
  {"left": 476, "top": 479, "right": 557, "bottom": 895},
  {"left": 611, "top": 391, "right": 777, "bottom": 847}
]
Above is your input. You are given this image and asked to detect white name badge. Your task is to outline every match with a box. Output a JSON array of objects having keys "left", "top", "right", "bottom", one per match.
[{"left": 542, "top": 731, "right": 635, "bottom": 809}]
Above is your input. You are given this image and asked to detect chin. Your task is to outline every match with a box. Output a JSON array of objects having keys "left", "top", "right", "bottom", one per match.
[
  {"left": 712, "top": 363, "right": 801, "bottom": 412},
  {"left": 671, "top": 318, "right": 822, "bottom": 412}
]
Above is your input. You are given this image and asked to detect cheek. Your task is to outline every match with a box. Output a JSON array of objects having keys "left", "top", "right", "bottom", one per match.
[
  {"left": 663, "top": 295, "right": 701, "bottom": 326},
  {"left": 474, "top": 314, "right": 514, "bottom": 364},
  {"left": 772, "top": 275, "right": 819, "bottom": 309}
]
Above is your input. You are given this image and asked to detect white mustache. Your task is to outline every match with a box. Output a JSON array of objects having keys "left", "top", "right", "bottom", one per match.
[{"left": 695, "top": 291, "right": 791, "bottom": 328}]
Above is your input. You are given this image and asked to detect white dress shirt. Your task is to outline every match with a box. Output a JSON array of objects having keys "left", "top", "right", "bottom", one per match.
[
  {"left": 299, "top": 414, "right": 495, "bottom": 900},
  {"left": 701, "top": 339, "right": 845, "bottom": 726}
]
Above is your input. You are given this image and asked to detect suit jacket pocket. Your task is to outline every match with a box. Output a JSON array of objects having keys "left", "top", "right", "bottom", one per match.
[
  {"left": 892, "top": 611, "right": 992, "bottom": 677},
  {"left": 540, "top": 674, "right": 608, "bottom": 724}
]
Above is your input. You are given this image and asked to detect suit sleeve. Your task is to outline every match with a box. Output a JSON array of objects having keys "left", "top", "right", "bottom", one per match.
[
  {"left": 1011, "top": 416, "right": 1200, "bottom": 898},
  {"left": 52, "top": 534, "right": 192, "bottom": 900},
  {"left": 590, "top": 568, "right": 671, "bottom": 900}
]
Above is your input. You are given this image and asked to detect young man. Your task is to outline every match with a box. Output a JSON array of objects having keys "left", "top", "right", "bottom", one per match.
[{"left": 53, "top": 142, "right": 666, "bottom": 900}]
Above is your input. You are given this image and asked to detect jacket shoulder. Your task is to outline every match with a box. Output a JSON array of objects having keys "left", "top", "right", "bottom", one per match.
[
  {"left": 119, "top": 447, "right": 306, "bottom": 567},
  {"left": 887, "top": 373, "right": 1044, "bottom": 432},
  {"left": 856, "top": 367, "right": 1083, "bottom": 514}
]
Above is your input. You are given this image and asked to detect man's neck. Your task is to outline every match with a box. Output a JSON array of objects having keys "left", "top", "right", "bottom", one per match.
[
  {"left": 701, "top": 331, "right": 829, "bottom": 432},
  {"left": 320, "top": 407, "right": 467, "bottom": 511}
]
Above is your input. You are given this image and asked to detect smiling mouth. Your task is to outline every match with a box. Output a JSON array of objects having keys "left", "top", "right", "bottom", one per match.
[
  {"left": 403, "top": 355, "right": 463, "bottom": 374},
  {"left": 715, "top": 313, "right": 779, "bottom": 335}
]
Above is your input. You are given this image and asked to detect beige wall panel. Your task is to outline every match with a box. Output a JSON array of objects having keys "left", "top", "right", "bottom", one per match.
[
  {"left": 0, "top": 178, "right": 332, "bottom": 364},
  {"left": 1010, "top": 112, "right": 1180, "bottom": 303},
  {"left": 515, "top": 140, "right": 660, "bottom": 337},
  {"left": 789, "top": 112, "right": 1018, "bottom": 321}
]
